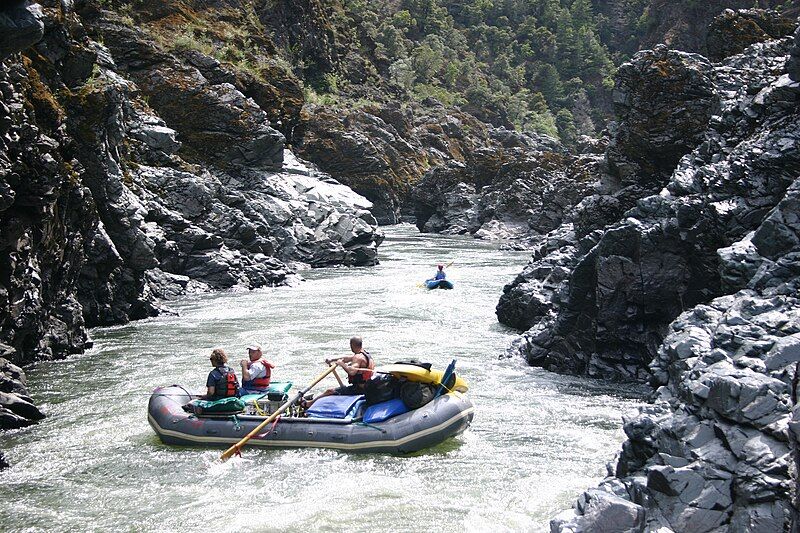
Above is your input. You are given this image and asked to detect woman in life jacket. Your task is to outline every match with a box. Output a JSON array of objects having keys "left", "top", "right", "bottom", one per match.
[
  {"left": 203, "top": 348, "right": 240, "bottom": 400},
  {"left": 239, "top": 342, "right": 275, "bottom": 394}
]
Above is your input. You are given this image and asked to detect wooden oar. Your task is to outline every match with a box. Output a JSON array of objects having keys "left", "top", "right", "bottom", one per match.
[
  {"left": 330, "top": 363, "right": 345, "bottom": 387},
  {"left": 219, "top": 365, "right": 337, "bottom": 462}
]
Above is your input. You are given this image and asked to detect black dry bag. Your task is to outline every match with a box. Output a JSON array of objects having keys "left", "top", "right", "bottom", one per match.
[
  {"left": 364, "top": 375, "right": 400, "bottom": 406},
  {"left": 400, "top": 381, "right": 436, "bottom": 409}
]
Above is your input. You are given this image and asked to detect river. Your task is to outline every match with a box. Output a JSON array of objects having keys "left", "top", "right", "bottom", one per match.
[{"left": 0, "top": 224, "right": 645, "bottom": 532}]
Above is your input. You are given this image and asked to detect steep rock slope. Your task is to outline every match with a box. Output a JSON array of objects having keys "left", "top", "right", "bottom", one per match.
[
  {"left": 408, "top": 134, "right": 598, "bottom": 242},
  {"left": 404, "top": 37, "right": 731, "bottom": 244},
  {"left": 499, "top": 26, "right": 798, "bottom": 383},
  {"left": 0, "top": 0, "right": 383, "bottom": 453},
  {"left": 537, "top": 21, "right": 800, "bottom": 533},
  {"left": 298, "top": 102, "right": 539, "bottom": 224},
  {"left": 595, "top": 0, "right": 797, "bottom": 58}
]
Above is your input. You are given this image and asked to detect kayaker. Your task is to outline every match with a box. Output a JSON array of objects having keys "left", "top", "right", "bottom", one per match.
[
  {"left": 303, "top": 337, "right": 375, "bottom": 407},
  {"left": 202, "top": 348, "right": 240, "bottom": 400},
  {"left": 239, "top": 342, "right": 275, "bottom": 394},
  {"left": 434, "top": 264, "right": 446, "bottom": 280}
]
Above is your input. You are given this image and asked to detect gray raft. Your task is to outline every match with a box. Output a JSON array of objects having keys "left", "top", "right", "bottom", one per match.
[{"left": 148, "top": 386, "right": 475, "bottom": 453}]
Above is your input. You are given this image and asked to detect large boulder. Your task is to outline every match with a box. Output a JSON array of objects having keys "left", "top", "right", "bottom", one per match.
[
  {"left": 0, "top": 1, "right": 43, "bottom": 60},
  {"left": 607, "top": 45, "right": 716, "bottom": 189},
  {"left": 707, "top": 8, "right": 797, "bottom": 62}
]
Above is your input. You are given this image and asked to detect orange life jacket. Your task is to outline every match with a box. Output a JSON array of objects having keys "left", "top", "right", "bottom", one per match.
[
  {"left": 348, "top": 351, "right": 374, "bottom": 386},
  {"left": 244, "top": 358, "right": 273, "bottom": 389}
]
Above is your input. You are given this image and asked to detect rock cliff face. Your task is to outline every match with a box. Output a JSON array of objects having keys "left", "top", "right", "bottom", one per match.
[
  {"left": 298, "top": 101, "right": 561, "bottom": 225},
  {"left": 631, "top": 1, "right": 797, "bottom": 57},
  {"left": 0, "top": 0, "right": 383, "bottom": 459},
  {"left": 403, "top": 42, "right": 736, "bottom": 245},
  {"left": 408, "top": 135, "right": 599, "bottom": 243},
  {"left": 507, "top": 18, "right": 800, "bottom": 533},
  {"left": 499, "top": 25, "right": 798, "bottom": 382},
  {"left": 707, "top": 8, "right": 797, "bottom": 62}
]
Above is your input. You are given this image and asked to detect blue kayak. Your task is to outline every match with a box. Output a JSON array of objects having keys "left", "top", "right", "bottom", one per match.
[{"left": 425, "top": 279, "right": 454, "bottom": 290}]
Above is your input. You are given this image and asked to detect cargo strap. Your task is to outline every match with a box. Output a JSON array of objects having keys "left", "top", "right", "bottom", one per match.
[
  {"left": 254, "top": 399, "right": 268, "bottom": 417},
  {"left": 356, "top": 421, "right": 387, "bottom": 433},
  {"left": 231, "top": 415, "right": 242, "bottom": 432},
  {"left": 257, "top": 416, "right": 281, "bottom": 439}
]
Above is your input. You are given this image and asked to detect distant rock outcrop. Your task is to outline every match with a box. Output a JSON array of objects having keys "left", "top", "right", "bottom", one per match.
[
  {"left": 298, "top": 102, "right": 559, "bottom": 225},
  {"left": 634, "top": 0, "right": 796, "bottom": 56},
  {"left": 707, "top": 8, "right": 797, "bottom": 62},
  {"left": 409, "top": 134, "right": 593, "bottom": 242}
]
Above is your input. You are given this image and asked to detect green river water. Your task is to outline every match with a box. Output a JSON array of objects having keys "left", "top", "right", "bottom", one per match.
[{"left": 0, "top": 224, "right": 645, "bottom": 532}]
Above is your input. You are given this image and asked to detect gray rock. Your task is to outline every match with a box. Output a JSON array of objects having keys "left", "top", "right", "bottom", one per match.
[
  {"left": 0, "top": 1, "right": 44, "bottom": 60},
  {"left": 0, "top": 0, "right": 385, "bottom": 447},
  {"left": 550, "top": 489, "right": 646, "bottom": 533},
  {"left": 0, "top": 391, "right": 44, "bottom": 423},
  {"left": 537, "top": 27, "right": 800, "bottom": 533}
]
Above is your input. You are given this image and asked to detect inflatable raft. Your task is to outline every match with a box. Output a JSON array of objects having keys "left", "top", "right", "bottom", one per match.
[
  {"left": 148, "top": 374, "right": 473, "bottom": 454},
  {"left": 425, "top": 279, "right": 454, "bottom": 290}
]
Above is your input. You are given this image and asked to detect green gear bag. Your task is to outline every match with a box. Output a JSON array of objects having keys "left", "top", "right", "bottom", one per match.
[{"left": 184, "top": 396, "right": 246, "bottom": 415}]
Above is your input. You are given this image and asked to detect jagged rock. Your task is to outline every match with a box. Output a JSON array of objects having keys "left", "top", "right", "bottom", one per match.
[
  {"left": 0, "top": 2, "right": 383, "bottom": 366},
  {"left": 0, "top": 354, "right": 41, "bottom": 433},
  {"left": 789, "top": 23, "right": 800, "bottom": 81},
  {"left": 607, "top": 45, "right": 716, "bottom": 189},
  {"left": 547, "top": 26, "right": 800, "bottom": 532},
  {"left": 550, "top": 488, "right": 646, "bottom": 533},
  {"left": 299, "top": 101, "right": 565, "bottom": 225},
  {"left": 81, "top": 20, "right": 285, "bottom": 171},
  {"left": 571, "top": 195, "right": 622, "bottom": 239},
  {"left": 263, "top": 0, "right": 339, "bottom": 78},
  {"left": 707, "top": 9, "right": 797, "bottom": 62},
  {"left": 0, "top": 391, "right": 44, "bottom": 424},
  {"left": 501, "top": 30, "right": 800, "bottom": 382},
  {"left": 630, "top": 0, "right": 794, "bottom": 56},
  {"left": 410, "top": 144, "right": 606, "bottom": 244},
  {"left": 181, "top": 50, "right": 304, "bottom": 143},
  {"left": 0, "top": 1, "right": 43, "bottom": 60}
]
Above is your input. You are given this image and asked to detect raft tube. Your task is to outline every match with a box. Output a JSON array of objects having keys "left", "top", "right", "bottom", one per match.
[
  {"left": 425, "top": 279, "right": 454, "bottom": 290},
  {"left": 148, "top": 386, "right": 474, "bottom": 453},
  {"left": 378, "top": 364, "right": 468, "bottom": 393}
]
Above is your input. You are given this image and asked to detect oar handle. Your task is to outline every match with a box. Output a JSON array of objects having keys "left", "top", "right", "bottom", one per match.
[
  {"left": 219, "top": 365, "right": 337, "bottom": 462},
  {"left": 330, "top": 364, "right": 345, "bottom": 387}
]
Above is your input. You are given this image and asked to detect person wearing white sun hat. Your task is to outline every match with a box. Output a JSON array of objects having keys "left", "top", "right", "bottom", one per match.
[{"left": 239, "top": 342, "right": 275, "bottom": 394}]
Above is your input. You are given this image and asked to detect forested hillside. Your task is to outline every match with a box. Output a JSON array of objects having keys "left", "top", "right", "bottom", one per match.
[
  {"left": 314, "top": 0, "right": 615, "bottom": 142},
  {"left": 294, "top": 0, "right": 797, "bottom": 142}
]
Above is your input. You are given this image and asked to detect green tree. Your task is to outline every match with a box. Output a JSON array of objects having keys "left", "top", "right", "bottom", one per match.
[
  {"left": 533, "top": 63, "right": 563, "bottom": 104},
  {"left": 411, "top": 36, "right": 445, "bottom": 82},
  {"left": 390, "top": 58, "right": 416, "bottom": 89},
  {"left": 555, "top": 108, "right": 578, "bottom": 146}
]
